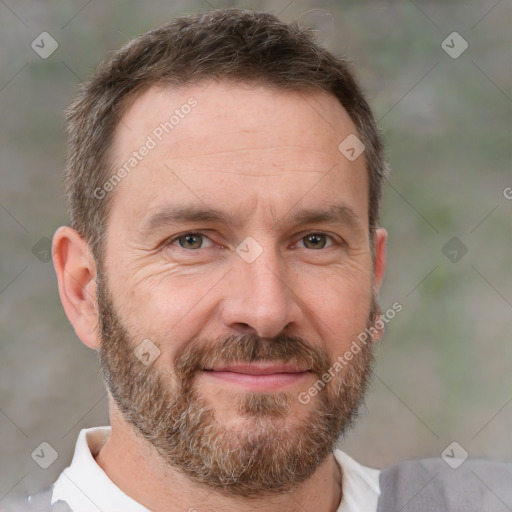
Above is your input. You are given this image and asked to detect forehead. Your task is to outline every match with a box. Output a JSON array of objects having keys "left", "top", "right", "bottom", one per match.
[
  {"left": 108, "top": 81, "right": 368, "bottom": 230},
  {"left": 114, "top": 81, "right": 359, "bottom": 162}
]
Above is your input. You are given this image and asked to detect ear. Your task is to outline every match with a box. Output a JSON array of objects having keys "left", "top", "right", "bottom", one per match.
[
  {"left": 370, "top": 227, "right": 387, "bottom": 342},
  {"left": 372, "top": 227, "right": 387, "bottom": 295},
  {"left": 52, "top": 226, "right": 100, "bottom": 350}
]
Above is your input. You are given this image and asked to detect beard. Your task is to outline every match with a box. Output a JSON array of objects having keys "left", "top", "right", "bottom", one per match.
[{"left": 96, "top": 271, "right": 379, "bottom": 498}]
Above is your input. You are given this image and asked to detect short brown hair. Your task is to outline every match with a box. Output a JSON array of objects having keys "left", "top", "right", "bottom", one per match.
[{"left": 64, "top": 8, "right": 388, "bottom": 267}]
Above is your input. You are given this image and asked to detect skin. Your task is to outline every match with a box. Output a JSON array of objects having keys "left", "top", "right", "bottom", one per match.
[{"left": 53, "top": 81, "right": 387, "bottom": 512}]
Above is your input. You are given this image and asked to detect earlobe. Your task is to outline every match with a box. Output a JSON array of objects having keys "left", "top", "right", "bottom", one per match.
[{"left": 52, "top": 226, "right": 100, "bottom": 350}]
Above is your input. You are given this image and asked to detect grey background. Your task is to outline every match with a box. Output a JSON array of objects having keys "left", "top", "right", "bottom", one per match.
[{"left": 0, "top": 0, "right": 511, "bottom": 503}]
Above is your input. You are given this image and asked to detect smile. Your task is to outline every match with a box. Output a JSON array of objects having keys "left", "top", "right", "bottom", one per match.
[{"left": 201, "top": 363, "right": 312, "bottom": 390}]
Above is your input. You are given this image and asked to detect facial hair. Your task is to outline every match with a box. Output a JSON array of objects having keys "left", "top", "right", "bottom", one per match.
[{"left": 96, "top": 271, "right": 378, "bottom": 498}]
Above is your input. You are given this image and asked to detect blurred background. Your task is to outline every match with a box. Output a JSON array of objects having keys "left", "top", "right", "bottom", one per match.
[{"left": 0, "top": 0, "right": 511, "bottom": 502}]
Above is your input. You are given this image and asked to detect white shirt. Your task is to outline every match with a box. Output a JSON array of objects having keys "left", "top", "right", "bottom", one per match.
[{"left": 50, "top": 426, "right": 380, "bottom": 512}]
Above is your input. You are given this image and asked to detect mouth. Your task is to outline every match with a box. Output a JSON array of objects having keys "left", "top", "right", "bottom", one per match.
[{"left": 201, "top": 362, "right": 312, "bottom": 391}]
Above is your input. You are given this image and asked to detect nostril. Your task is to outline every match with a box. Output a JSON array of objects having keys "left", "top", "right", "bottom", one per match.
[{"left": 232, "top": 323, "right": 255, "bottom": 335}]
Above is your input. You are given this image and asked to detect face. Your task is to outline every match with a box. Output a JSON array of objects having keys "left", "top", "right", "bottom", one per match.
[{"left": 96, "top": 81, "right": 385, "bottom": 496}]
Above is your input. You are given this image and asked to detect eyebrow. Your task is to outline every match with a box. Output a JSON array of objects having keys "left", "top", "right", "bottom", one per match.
[{"left": 138, "top": 203, "right": 364, "bottom": 236}]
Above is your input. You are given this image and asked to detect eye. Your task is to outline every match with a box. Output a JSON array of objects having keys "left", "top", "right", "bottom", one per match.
[
  {"left": 165, "top": 231, "right": 339, "bottom": 252},
  {"left": 169, "top": 232, "right": 214, "bottom": 250},
  {"left": 296, "top": 233, "right": 335, "bottom": 250}
]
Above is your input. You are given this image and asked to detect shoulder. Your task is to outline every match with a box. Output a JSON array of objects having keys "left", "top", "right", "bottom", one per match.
[
  {"left": 3, "top": 487, "right": 71, "bottom": 512},
  {"left": 377, "top": 457, "right": 512, "bottom": 511}
]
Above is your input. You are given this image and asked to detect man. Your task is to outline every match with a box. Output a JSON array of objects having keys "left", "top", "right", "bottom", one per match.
[{"left": 22, "top": 7, "right": 512, "bottom": 512}]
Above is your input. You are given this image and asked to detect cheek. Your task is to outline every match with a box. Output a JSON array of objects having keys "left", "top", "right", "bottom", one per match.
[
  {"left": 296, "top": 266, "right": 373, "bottom": 348},
  {"left": 110, "top": 272, "right": 219, "bottom": 355}
]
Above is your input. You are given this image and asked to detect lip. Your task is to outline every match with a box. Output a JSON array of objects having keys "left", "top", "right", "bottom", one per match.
[
  {"left": 204, "top": 363, "right": 310, "bottom": 374},
  {"left": 201, "top": 363, "right": 312, "bottom": 391}
]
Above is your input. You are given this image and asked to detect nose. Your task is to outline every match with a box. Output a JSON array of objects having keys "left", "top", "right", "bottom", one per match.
[{"left": 220, "top": 244, "right": 304, "bottom": 338}]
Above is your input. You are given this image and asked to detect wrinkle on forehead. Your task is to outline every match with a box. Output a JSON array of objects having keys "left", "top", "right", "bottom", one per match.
[{"left": 154, "top": 146, "right": 340, "bottom": 177}]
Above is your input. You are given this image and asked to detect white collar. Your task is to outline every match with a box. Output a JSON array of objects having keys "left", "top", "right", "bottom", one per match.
[
  {"left": 51, "top": 426, "right": 150, "bottom": 512},
  {"left": 333, "top": 448, "right": 381, "bottom": 511},
  {"left": 51, "top": 426, "right": 380, "bottom": 512}
]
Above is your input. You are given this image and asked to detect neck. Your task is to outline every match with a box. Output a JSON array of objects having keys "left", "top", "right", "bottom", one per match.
[{"left": 94, "top": 410, "right": 343, "bottom": 512}]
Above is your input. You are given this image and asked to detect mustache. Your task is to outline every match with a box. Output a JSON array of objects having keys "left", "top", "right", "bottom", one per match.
[{"left": 173, "top": 333, "right": 333, "bottom": 380}]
